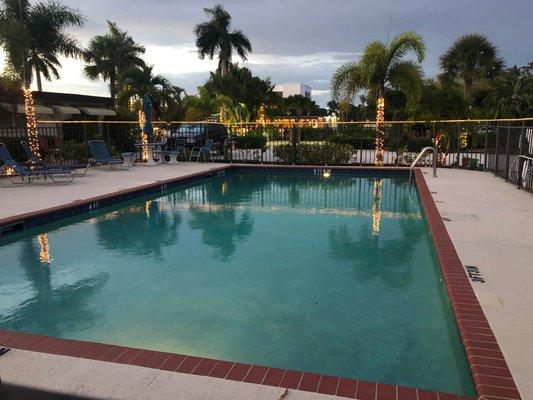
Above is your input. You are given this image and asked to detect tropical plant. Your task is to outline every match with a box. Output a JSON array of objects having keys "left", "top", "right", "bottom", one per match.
[
  {"left": 281, "top": 95, "right": 320, "bottom": 116},
  {"left": 331, "top": 31, "right": 425, "bottom": 165},
  {"left": 203, "top": 64, "right": 273, "bottom": 119},
  {"left": 83, "top": 21, "right": 145, "bottom": 102},
  {"left": 194, "top": 4, "right": 252, "bottom": 77},
  {"left": 0, "top": 0, "right": 84, "bottom": 90},
  {"left": 0, "top": 73, "right": 21, "bottom": 126},
  {"left": 117, "top": 65, "right": 175, "bottom": 118},
  {"left": 483, "top": 65, "right": 533, "bottom": 118},
  {"left": 413, "top": 78, "right": 468, "bottom": 120},
  {"left": 440, "top": 33, "right": 503, "bottom": 98}
]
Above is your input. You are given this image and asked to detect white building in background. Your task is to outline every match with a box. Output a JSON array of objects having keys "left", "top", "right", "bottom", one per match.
[{"left": 273, "top": 82, "right": 312, "bottom": 99}]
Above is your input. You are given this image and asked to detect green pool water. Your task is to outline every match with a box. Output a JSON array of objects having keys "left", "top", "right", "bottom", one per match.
[{"left": 0, "top": 172, "right": 475, "bottom": 395}]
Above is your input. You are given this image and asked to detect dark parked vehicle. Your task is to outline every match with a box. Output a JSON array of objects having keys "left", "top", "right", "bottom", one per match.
[{"left": 168, "top": 123, "right": 227, "bottom": 153}]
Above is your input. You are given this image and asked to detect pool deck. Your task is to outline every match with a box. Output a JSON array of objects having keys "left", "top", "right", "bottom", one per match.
[
  {"left": 0, "top": 164, "right": 531, "bottom": 399},
  {"left": 0, "top": 163, "right": 229, "bottom": 221},
  {"left": 420, "top": 167, "right": 532, "bottom": 399}
]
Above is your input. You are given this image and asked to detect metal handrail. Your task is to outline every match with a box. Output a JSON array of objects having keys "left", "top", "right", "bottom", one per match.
[{"left": 409, "top": 146, "right": 437, "bottom": 181}]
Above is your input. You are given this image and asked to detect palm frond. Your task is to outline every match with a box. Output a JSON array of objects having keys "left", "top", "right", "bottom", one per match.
[
  {"left": 387, "top": 31, "right": 426, "bottom": 65},
  {"left": 331, "top": 61, "right": 365, "bottom": 102},
  {"left": 388, "top": 60, "right": 424, "bottom": 107}
]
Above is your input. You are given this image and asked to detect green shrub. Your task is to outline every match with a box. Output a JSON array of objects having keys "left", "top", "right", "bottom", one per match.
[
  {"left": 273, "top": 143, "right": 353, "bottom": 165},
  {"left": 59, "top": 140, "right": 90, "bottom": 162},
  {"left": 329, "top": 125, "right": 376, "bottom": 149},
  {"left": 329, "top": 133, "right": 375, "bottom": 149},
  {"left": 234, "top": 131, "right": 267, "bottom": 150},
  {"left": 299, "top": 127, "right": 334, "bottom": 141}
]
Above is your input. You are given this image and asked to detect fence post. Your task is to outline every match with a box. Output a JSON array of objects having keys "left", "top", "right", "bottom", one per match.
[
  {"left": 517, "top": 121, "right": 525, "bottom": 188},
  {"left": 291, "top": 127, "right": 297, "bottom": 165},
  {"left": 432, "top": 122, "right": 437, "bottom": 168},
  {"left": 456, "top": 124, "right": 461, "bottom": 168},
  {"left": 504, "top": 124, "right": 511, "bottom": 181},
  {"left": 494, "top": 126, "right": 500, "bottom": 177},
  {"left": 484, "top": 121, "right": 489, "bottom": 171}
]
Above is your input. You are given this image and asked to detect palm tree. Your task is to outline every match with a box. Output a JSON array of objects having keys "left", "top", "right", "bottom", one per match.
[
  {"left": 440, "top": 33, "right": 503, "bottom": 99},
  {"left": 0, "top": 0, "right": 84, "bottom": 90},
  {"left": 83, "top": 21, "right": 145, "bottom": 103},
  {"left": 117, "top": 64, "right": 175, "bottom": 118},
  {"left": 331, "top": 31, "right": 426, "bottom": 165},
  {"left": 484, "top": 66, "right": 533, "bottom": 118},
  {"left": 194, "top": 4, "right": 252, "bottom": 77}
]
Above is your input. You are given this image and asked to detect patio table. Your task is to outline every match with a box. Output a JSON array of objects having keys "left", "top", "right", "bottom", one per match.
[{"left": 134, "top": 142, "right": 165, "bottom": 166}]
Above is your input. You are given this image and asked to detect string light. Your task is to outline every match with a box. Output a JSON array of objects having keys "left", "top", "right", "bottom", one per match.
[
  {"left": 256, "top": 104, "right": 266, "bottom": 125},
  {"left": 459, "top": 129, "right": 468, "bottom": 148},
  {"left": 433, "top": 131, "right": 448, "bottom": 166},
  {"left": 138, "top": 110, "right": 148, "bottom": 162},
  {"left": 372, "top": 178, "right": 383, "bottom": 236},
  {"left": 38, "top": 233, "right": 51, "bottom": 264},
  {"left": 375, "top": 96, "right": 385, "bottom": 166},
  {"left": 219, "top": 104, "right": 227, "bottom": 123},
  {"left": 23, "top": 88, "right": 41, "bottom": 161}
]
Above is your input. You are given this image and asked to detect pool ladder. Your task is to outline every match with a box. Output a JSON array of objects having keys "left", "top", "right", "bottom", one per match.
[{"left": 409, "top": 146, "right": 437, "bottom": 182}]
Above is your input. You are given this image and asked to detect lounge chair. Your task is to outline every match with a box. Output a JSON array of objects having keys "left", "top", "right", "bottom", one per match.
[
  {"left": 20, "top": 141, "right": 90, "bottom": 176},
  {"left": 0, "top": 143, "right": 75, "bottom": 184},
  {"left": 189, "top": 139, "right": 214, "bottom": 162},
  {"left": 88, "top": 140, "right": 130, "bottom": 169}
]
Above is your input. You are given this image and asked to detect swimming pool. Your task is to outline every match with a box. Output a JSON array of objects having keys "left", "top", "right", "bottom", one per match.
[{"left": 0, "top": 170, "right": 475, "bottom": 395}]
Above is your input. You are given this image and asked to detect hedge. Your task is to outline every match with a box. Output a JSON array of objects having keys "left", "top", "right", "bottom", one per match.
[{"left": 273, "top": 143, "right": 353, "bottom": 165}]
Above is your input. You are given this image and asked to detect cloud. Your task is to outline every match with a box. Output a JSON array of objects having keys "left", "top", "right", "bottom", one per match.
[{"left": 1, "top": 0, "right": 531, "bottom": 107}]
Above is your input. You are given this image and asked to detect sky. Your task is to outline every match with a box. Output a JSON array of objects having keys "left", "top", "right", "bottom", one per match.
[{"left": 1, "top": 0, "right": 532, "bottom": 106}]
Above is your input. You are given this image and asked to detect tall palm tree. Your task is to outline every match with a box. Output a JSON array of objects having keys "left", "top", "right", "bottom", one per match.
[
  {"left": 331, "top": 31, "right": 426, "bottom": 165},
  {"left": 117, "top": 64, "right": 175, "bottom": 118},
  {"left": 83, "top": 21, "right": 145, "bottom": 103},
  {"left": 194, "top": 4, "right": 252, "bottom": 77},
  {"left": 484, "top": 66, "right": 533, "bottom": 118},
  {"left": 440, "top": 33, "right": 503, "bottom": 99},
  {"left": 0, "top": 0, "right": 84, "bottom": 90}
]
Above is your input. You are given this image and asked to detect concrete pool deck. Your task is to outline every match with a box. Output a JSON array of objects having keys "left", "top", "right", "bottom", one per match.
[
  {"left": 0, "top": 165, "right": 530, "bottom": 399},
  {"left": 420, "top": 167, "right": 532, "bottom": 399},
  {"left": 0, "top": 163, "right": 229, "bottom": 221}
]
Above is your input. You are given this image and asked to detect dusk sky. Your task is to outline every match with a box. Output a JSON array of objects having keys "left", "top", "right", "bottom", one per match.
[{"left": 1, "top": 0, "right": 532, "bottom": 106}]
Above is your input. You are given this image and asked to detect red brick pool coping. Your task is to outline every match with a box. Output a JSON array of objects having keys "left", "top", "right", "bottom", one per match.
[{"left": 0, "top": 165, "right": 521, "bottom": 400}]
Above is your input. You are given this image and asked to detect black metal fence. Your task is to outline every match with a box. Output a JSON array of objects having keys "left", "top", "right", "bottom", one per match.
[{"left": 1, "top": 119, "right": 532, "bottom": 191}]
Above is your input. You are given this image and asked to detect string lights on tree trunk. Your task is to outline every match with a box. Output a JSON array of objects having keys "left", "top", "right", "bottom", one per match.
[
  {"left": 138, "top": 110, "right": 148, "bottom": 161},
  {"left": 371, "top": 178, "right": 383, "bottom": 236},
  {"left": 23, "top": 88, "right": 41, "bottom": 162},
  {"left": 375, "top": 96, "right": 385, "bottom": 166}
]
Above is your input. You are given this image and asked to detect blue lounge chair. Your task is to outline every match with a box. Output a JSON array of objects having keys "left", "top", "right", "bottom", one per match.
[
  {"left": 189, "top": 139, "right": 214, "bottom": 162},
  {"left": 0, "top": 143, "right": 75, "bottom": 184},
  {"left": 88, "top": 140, "right": 129, "bottom": 169},
  {"left": 20, "top": 141, "right": 90, "bottom": 176}
]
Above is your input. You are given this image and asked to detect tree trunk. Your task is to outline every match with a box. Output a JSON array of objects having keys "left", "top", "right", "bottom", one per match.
[
  {"left": 36, "top": 71, "right": 43, "bottom": 92},
  {"left": 10, "top": 106, "right": 16, "bottom": 128},
  {"left": 374, "top": 89, "right": 386, "bottom": 166},
  {"left": 109, "top": 72, "right": 116, "bottom": 103},
  {"left": 463, "top": 76, "right": 473, "bottom": 99}
]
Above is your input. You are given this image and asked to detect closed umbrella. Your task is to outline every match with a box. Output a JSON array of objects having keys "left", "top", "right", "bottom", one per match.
[{"left": 143, "top": 94, "right": 154, "bottom": 143}]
